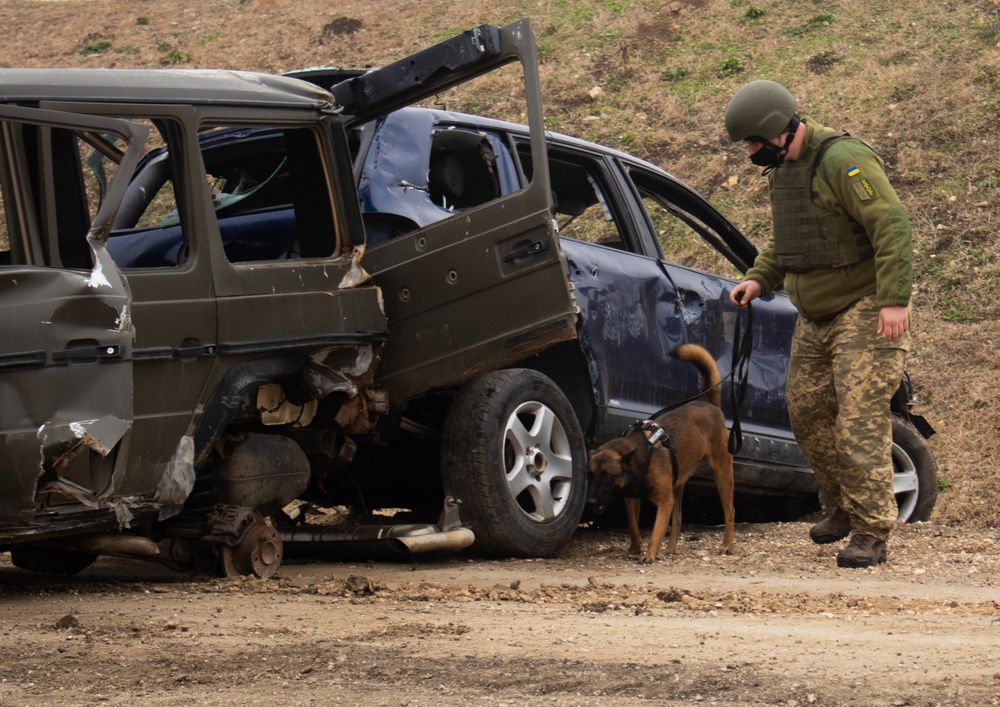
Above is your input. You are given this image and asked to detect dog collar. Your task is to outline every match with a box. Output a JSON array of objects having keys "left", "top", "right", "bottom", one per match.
[{"left": 628, "top": 419, "right": 672, "bottom": 449}]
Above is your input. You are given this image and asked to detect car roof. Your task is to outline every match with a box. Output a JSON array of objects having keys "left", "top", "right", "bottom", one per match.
[{"left": 0, "top": 68, "right": 333, "bottom": 110}]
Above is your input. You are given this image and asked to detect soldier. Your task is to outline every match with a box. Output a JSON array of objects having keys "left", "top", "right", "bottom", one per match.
[{"left": 725, "top": 80, "right": 912, "bottom": 568}]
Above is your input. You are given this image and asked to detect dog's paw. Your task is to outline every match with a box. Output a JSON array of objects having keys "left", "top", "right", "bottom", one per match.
[{"left": 639, "top": 554, "right": 657, "bottom": 564}]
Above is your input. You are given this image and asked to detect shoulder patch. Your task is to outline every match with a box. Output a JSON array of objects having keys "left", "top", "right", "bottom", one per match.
[
  {"left": 852, "top": 178, "right": 877, "bottom": 201},
  {"left": 846, "top": 165, "right": 860, "bottom": 177}
]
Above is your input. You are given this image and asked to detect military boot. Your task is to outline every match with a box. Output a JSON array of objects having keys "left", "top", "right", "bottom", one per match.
[
  {"left": 836, "top": 533, "right": 887, "bottom": 568},
  {"left": 808, "top": 507, "right": 852, "bottom": 544}
]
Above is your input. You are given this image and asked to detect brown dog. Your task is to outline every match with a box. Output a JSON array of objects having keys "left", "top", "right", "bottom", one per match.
[{"left": 586, "top": 344, "right": 735, "bottom": 562}]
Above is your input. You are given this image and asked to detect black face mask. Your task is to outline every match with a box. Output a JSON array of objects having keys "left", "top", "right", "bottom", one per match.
[
  {"left": 748, "top": 117, "right": 801, "bottom": 171},
  {"left": 749, "top": 141, "right": 785, "bottom": 169}
]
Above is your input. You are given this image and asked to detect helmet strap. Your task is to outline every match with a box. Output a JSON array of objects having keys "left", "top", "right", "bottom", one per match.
[{"left": 782, "top": 115, "right": 802, "bottom": 154}]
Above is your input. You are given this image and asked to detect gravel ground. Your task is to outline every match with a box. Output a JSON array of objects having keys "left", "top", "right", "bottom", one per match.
[{"left": 2, "top": 521, "right": 999, "bottom": 706}]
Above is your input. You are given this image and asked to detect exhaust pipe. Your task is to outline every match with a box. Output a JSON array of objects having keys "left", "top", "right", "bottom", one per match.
[
  {"left": 65, "top": 533, "right": 162, "bottom": 559},
  {"left": 280, "top": 523, "right": 474, "bottom": 557},
  {"left": 280, "top": 496, "right": 475, "bottom": 559}
]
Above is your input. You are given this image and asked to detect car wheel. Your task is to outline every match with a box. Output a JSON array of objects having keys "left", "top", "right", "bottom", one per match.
[
  {"left": 440, "top": 369, "right": 586, "bottom": 557},
  {"left": 892, "top": 414, "right": 937, "bottom": 522}
]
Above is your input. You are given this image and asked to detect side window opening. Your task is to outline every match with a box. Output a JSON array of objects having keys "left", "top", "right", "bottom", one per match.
[
  {"left": 0, "top": 121, "right": 42, "bottom": 267},
  {"left": 200, "top": 125, "right": 337, "bottom": 263},
  {"left": 284, "top": 127, "right": 337, "bottom": 259},
  {"left": 106, "top": 119, "right": 185, "bottom": 269},
  {"left": 361, "top": 122, "right": 517, "bottom": 249},
  {"left": 427, "top": 128, "right": 501, "bottom": 211},
  {"left": 517, "top": 142, "right": 624, "bottom": 249},
  {"left": 347, "top": 121, "right": 373, "bottom": 166},
  {"left": 54, "top": 128, "right": 113, "bottom": 268},
  {"left": 634, "top": 176, "right": 744, "bottom": 279},
  {"left": 359, "top": 123, "right": 517, "bottom": 249},
  {"left": 357, "top": 60, "right": 529, "bottom": 250},
  {"left": 0, "top": 120, "right": 132, "bottom": 270}
]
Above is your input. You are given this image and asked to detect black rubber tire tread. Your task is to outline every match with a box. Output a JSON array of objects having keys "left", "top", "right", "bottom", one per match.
[
  {"left": 440, "top": 368, "right": 586, "bottom": 558},
  {"left": 892, "top": 414, "right": 937, "bottom": 522}
]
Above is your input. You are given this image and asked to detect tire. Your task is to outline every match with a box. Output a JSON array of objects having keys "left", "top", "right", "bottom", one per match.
[
  {"left": 440, "top": 369, "right": 586, "bottom": 558},
  {"left": 892, "top": 414, "right": 937, "bottom": 522}
]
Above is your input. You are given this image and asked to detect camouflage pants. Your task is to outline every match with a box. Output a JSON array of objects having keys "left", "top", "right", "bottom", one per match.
[{"left": 786, "top": 295, "right": 908, "bottom": 542}]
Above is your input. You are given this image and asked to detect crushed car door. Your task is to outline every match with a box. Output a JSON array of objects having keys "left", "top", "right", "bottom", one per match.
[
  {"left": 332, "top": 20, "right": 578, "bottom": 403},
  {"left": 0, "top": 106, "right": 141, "bottom": 523}
]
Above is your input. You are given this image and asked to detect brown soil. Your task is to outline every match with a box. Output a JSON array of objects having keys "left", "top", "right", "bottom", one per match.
[{"left": 3, "top": 522, "right": 999, "bottom": 706}]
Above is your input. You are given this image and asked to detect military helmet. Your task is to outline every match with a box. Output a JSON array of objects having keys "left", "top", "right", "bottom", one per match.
[{"left": 725, "top": 80, "right": 797, "bottom": 141}]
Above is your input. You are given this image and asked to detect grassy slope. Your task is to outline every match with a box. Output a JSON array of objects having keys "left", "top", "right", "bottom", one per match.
[{"left": 2, "top": 0, "right": 998, "bottom": 526}]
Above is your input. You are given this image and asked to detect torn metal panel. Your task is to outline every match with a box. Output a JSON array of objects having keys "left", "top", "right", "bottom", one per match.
[
  {"left": 63, "top": 415, "right": 129, "bottom": 458},
  {"left": 0, "top": 271, "right": 134, "bottom": 523},
  {"left": 115, "top": 305, "right": 131, "bottom": 334},
  {"left": 0, "top": 433, "right": 49, "bottom": 522},
  {"left": 332, "top": 394, "right": 369, "bottom": 433},
  {"left": 109, "top": 497, "right": 138, "bottom": 527},
  {"left": 36, "top": 415, "right": 136, "bottom": 527},
  {"left": 337, "top": 246, "right": 371, "bottom": 288},
  {"left": 154, "top": 435, "right": 195, "bottom": 506},
  {"left": 85, "top": 255, "right": 114, "bottom": 289},
  {"left": 303, "top": 344, "right": 379, "bottom": 399},
  {"left": 242, "top": 343, "right": 388, "bottom": 435},
  {"left": 35, "top": 477, "right": 100, "bottom": 509},
  {"left": 36, "top": 415, "right": 127, "bottom": 495}
]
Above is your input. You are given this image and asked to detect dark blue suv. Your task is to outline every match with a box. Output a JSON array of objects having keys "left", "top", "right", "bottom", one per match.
[{"left": 347, "top": 104, "right": 935, "bottom": 529}]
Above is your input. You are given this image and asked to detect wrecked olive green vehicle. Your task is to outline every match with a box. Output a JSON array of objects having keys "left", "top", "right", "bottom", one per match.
[{"left": 0, "top": 21, "right": 578, "bottom": 577}]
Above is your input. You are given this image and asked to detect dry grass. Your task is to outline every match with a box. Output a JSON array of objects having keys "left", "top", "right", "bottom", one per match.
[{"left": 1, "top": 0, "right": 998, "bottom": 526}]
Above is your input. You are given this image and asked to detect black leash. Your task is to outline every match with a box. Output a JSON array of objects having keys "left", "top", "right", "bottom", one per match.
[
  {"left": 643, "top": 379, "right": 725, "bottom": 421},
  {"left": 727, "top": 302, "right": 754, "bottom": 454},
  {"left": 626, "top": 300, "right": 754, "bottom": 460},
  {"left": 639, "top": 303, "right": 754, "bottom": 432}
]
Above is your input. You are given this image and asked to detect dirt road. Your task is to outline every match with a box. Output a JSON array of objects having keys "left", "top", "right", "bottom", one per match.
[{"left": 1, "top": 521, "right": 998, "bottom": 706}]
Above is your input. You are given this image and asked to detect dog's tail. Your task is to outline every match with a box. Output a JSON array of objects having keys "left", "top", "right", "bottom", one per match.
[{"left": 672, "top": 344, "right": 722, "bottom": 407}]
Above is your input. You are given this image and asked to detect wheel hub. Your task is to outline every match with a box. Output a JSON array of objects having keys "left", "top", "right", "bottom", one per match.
[
  {"left": 526, "top": 446, "right": 547, "bottom": 479},
  {"left": 215, "top": 511, "right": 283, "bottom": 579}
]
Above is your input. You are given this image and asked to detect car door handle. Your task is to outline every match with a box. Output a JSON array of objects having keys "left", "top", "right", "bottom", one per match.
[
  {"left": 52, "top": 344, "right": 123, "bottom": 362},
  {"left": 503, "top": 238, "right": 549, "bottom": 263}
]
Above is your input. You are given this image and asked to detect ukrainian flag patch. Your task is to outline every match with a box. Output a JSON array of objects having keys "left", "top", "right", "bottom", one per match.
[{"left": 846, "top": 165, "right": 861, "bottom": 177}]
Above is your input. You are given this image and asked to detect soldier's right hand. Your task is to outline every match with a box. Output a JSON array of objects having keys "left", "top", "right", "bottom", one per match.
[{"left": 730, "top": 280, "right": 762, "bottom": 310}]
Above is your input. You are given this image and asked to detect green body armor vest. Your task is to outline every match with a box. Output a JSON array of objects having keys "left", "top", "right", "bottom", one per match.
[{"left": 769, "top": 129, "right": 875, "bottom": 272}]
